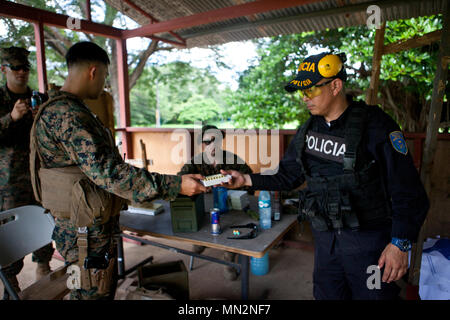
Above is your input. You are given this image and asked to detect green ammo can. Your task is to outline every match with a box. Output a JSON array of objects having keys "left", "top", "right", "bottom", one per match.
[{"left": 170, "top": 194, "right": 205, "bottom": 232}]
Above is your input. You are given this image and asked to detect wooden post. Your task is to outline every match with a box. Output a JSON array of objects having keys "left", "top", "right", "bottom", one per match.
[
  {"left": 366, "top": 22, "right": 385, "bottom": 105},
  {"left": 140, "top": 139, "right": 148, "bottom": 170},
  {"left": 86, "top": 0, "right": 91, "bottom": 21},
  {"left": 407, "top": 0, "right": 450, "bottom": 300},
  {"left": 116, "top": 38, "right": 132, "bottom": 159},
  {"left": 33, "top": 21, "right": 47, "bottom": 93}
]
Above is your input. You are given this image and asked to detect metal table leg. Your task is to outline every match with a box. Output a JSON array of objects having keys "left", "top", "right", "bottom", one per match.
[
  {"left": 116, "top": 235, "right": 125, "bottom": 278},
  {"left": 0, "top": 270, "right": 20, "bottom": 300},
  {"left": 189, "top": 256, "right": 194, "bottom": 271},
  {"left": 240, "top": 255, "right": 249, "bottom": 300}
]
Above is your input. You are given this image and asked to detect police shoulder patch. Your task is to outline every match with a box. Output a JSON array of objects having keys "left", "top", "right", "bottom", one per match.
[{"left": 389, "top": 131, "right": 408, "bottom": 155}]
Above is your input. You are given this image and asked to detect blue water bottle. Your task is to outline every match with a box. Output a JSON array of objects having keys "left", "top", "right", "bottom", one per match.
[
  {"left": 31, "top": 90, "right": 42, "bottom": 111},
  {"left": 213, "top": 186, "right": 228, "bottom": 214},
  {"left": 258, "top": 190, "right": 271, "bottom": 229},
  {"left": 250, "top": 252, "right": 269, "bottom": 276}
]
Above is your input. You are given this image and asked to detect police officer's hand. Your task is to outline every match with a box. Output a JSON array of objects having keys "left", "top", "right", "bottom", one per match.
[
  {"left": 220, "top": 169, "right": 252, "bottom": 189},
  {"left": 31, "top": 103, "right": 39, "bottom": 118},
  {"left": 11, "top": 98, "right": 30, "bottom": 121},
  {"left": 378, "top": 243, "right": 408, "bottom": 283},
  {"left": 180, "top": 174, "right": 209, "bottom": 196}
]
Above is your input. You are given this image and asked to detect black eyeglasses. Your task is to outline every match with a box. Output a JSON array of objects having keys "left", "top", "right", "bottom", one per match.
[
  {"left": 3, "top": 64, "right": 30, "bottom": 72},
  {"left": 202, "top": 137, "right": 215, "bottom": 145}
]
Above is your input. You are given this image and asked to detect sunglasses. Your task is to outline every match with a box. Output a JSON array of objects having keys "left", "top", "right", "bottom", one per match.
[
  {"left": 202, "top": 137, "right": 215, "bottom": 145},
  {"left": 298, "top": 78, "right": 335, "bottom": 99},
  {"left": 3, "top": 64, "right": 30, "bottom": 72},
  {"left": 227, "top": 223, "right": 258, "bottom": 239}
]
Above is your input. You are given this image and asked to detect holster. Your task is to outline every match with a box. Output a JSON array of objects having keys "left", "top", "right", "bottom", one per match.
[
  {"left": 77, "top": 227, "right": 117, "bottom": 294},
  {"left": 298, "top": 191, "right": 330, "bottom": 231},
  {"left": 298, "top": 188, "right": 360, "bottom": 232},
  {"left": 77, "top": 227, "right": 92, "bottom": 291}
]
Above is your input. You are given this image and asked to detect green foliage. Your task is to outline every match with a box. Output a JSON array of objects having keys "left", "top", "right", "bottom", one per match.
[
  {"left": 177, "top": 95, "right": 219, "bottom": 123},
  {"left": 130, "top": 62, "right": 227, "bottom": 126},
  {"left": 226, "top": 34, "right": 311, "bottom": 129}
]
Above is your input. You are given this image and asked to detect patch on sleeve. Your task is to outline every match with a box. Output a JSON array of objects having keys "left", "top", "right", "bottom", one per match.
[{"left": 389, "top": 131, "right": 408, "bottom": 155}]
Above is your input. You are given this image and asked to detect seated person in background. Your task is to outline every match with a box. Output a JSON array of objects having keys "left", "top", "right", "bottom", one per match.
[{"left": 178, "top": 125, "right": 253, "bottom": 281}]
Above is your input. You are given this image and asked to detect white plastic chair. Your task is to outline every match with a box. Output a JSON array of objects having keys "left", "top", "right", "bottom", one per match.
[{"left": 0, "top": 205, "right": 69, "bottom": 300}]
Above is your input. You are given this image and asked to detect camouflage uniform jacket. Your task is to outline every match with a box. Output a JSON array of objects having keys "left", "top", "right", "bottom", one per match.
[
  {"left": 0, "top": 84, "right": 34, "bottom": 201},
  {"left": 34, "top": 90, "right": 181, "bottom": 204},
  {"left": 178, "top": 150, "right": 253, "bottom": 176}
]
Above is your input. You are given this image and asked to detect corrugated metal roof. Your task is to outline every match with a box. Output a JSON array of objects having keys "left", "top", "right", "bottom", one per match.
[{"left": 105, "top": 0, "right": 445, "bottom": 48}]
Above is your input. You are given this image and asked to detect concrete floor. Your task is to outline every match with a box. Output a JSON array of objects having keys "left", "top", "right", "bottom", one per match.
[{"left": 0, "top": 236, "right": 315, "bottom": 300}]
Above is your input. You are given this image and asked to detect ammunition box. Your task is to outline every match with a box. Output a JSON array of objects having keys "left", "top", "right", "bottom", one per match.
[{"left": 170, "top": 194, "right": 205, "bottom": 233}]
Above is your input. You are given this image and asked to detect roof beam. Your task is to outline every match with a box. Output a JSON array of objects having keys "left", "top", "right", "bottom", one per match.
[
  {"left": 122, "top": 0, "right": 186, "bottom": 45},
  {"left": 0, "top": 0, "right": 185, "bottom": 46},
  {"left": 0, "top": 0, "right": 122, "bottom": 39},
  {"left": 122, "top": 0, "right": 325, "bottom": 39}
]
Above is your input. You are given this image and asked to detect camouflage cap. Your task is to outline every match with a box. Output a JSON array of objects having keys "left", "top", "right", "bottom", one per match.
[{"left": 0, "top": 46, "right": 30, "bottom": 66}]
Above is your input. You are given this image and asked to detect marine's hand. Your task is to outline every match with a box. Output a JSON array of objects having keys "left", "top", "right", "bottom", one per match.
[
  {"left": 180, "top": 174, "right": 209, "bottom": 196},
  {"left": 11, "top": 99, "right": 30, "bottom": 121},
  {"left": 377, "top": 243, "right": 408, "bottom": 283},
  {"left": 220, "top": 169, "right": 252, "bottom": 189}
]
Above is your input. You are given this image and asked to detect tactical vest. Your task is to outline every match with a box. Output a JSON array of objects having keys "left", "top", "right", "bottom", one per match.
[
  {"left": 294, "top": 103, "right": 392, "bottom": 231},
  {"left": 29, "top": 93, "right": 124, "bottom": 227}
]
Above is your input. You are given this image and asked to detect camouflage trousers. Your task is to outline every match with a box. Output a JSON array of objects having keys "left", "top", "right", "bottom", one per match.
[
  {"left": 52, "top": 215, "right": 120, "bottom": 300},
  {"left": 0, "top": 194, "right": 54, "bottom": 284}
]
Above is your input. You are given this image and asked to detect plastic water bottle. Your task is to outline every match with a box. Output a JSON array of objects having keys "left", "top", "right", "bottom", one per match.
[
  {"left": 258, "top": 190, "right": 271, "bottom": 229},
  {"left": 250, "top": 252, "right": 269, "bottom": 276},
  {"left": 31, "top": 90, "right": 42, "bottom": 111}
]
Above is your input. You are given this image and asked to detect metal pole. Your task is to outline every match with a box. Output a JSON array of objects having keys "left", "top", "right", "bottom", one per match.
[{"left": 240, "top": 255, "right": 250, "bottom": 300}]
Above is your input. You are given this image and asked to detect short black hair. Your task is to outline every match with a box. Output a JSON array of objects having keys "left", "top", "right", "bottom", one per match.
[
  {"left": 198, "top": 124, "right": 225, "bottom": 144},
  {"left": 65, "top": 41, "right": 110, "bottom": 68}
]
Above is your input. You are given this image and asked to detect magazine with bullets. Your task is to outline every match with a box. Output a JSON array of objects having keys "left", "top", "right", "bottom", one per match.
[{"left": 200, "top": 173, "right": 232, "bottom": 187}]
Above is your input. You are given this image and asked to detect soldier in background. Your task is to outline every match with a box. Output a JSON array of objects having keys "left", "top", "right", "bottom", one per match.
[
  {"left": 31, "top": 41, "right": 207, "bottom": 300},
  {"left": 0, "top": 46, "right": 55, "bottom": 298},
  {"left": 178, "top": 125, "right": 253, "bottom": 281}
]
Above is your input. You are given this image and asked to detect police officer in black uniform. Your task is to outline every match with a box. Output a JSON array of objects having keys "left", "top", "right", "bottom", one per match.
[{"left": 222, "top": 52, "right": 429, "bottom": 300}]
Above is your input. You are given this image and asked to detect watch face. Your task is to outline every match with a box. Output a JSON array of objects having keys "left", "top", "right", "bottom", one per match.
[{"left": 398, "top": 240, "right": 411, "bottom": 251}]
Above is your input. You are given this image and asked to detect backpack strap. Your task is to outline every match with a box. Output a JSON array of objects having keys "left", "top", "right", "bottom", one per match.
[
  {"left": 293, "top": 116, "right": 313, "bottom": 177},
  {"left": 343, "top": 104, "right": 368, "bottom": 172}
]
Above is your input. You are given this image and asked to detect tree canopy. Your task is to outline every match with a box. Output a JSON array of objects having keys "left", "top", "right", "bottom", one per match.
[{"left": 130, "top": 61, "right": 228, "bottom": 126}]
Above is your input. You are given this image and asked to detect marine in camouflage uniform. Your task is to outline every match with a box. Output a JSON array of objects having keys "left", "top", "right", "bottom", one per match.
[
  {"left": 178, "top": 125, "right": 253, "bottom": 281},
  {"left": 32, "top": 42, "right": 204, "bottom": 300},
  {"left": 35, "top": 92, "right": 184, "bottom": 300},
  {"left": 0, "top": 47, "right": 54, "bottom": 296}
]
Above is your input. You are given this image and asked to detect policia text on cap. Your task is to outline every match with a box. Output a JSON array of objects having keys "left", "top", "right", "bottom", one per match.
[{"left": 221, "top": 52, "right": 429, "bottom": 300}]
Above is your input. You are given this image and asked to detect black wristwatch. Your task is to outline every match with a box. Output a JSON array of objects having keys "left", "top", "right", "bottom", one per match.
[{"left": 391, "top": 237, "right": 412, "bottom": 252}]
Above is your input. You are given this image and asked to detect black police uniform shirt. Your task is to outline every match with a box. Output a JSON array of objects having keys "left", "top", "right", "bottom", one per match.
[{"left": 250, "top": 100, "right": 429, "bottom": 241}]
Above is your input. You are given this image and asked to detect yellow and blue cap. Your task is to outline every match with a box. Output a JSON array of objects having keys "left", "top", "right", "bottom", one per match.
[{"left": 285, "top": 52, "right": 347, "bottom": 92}]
